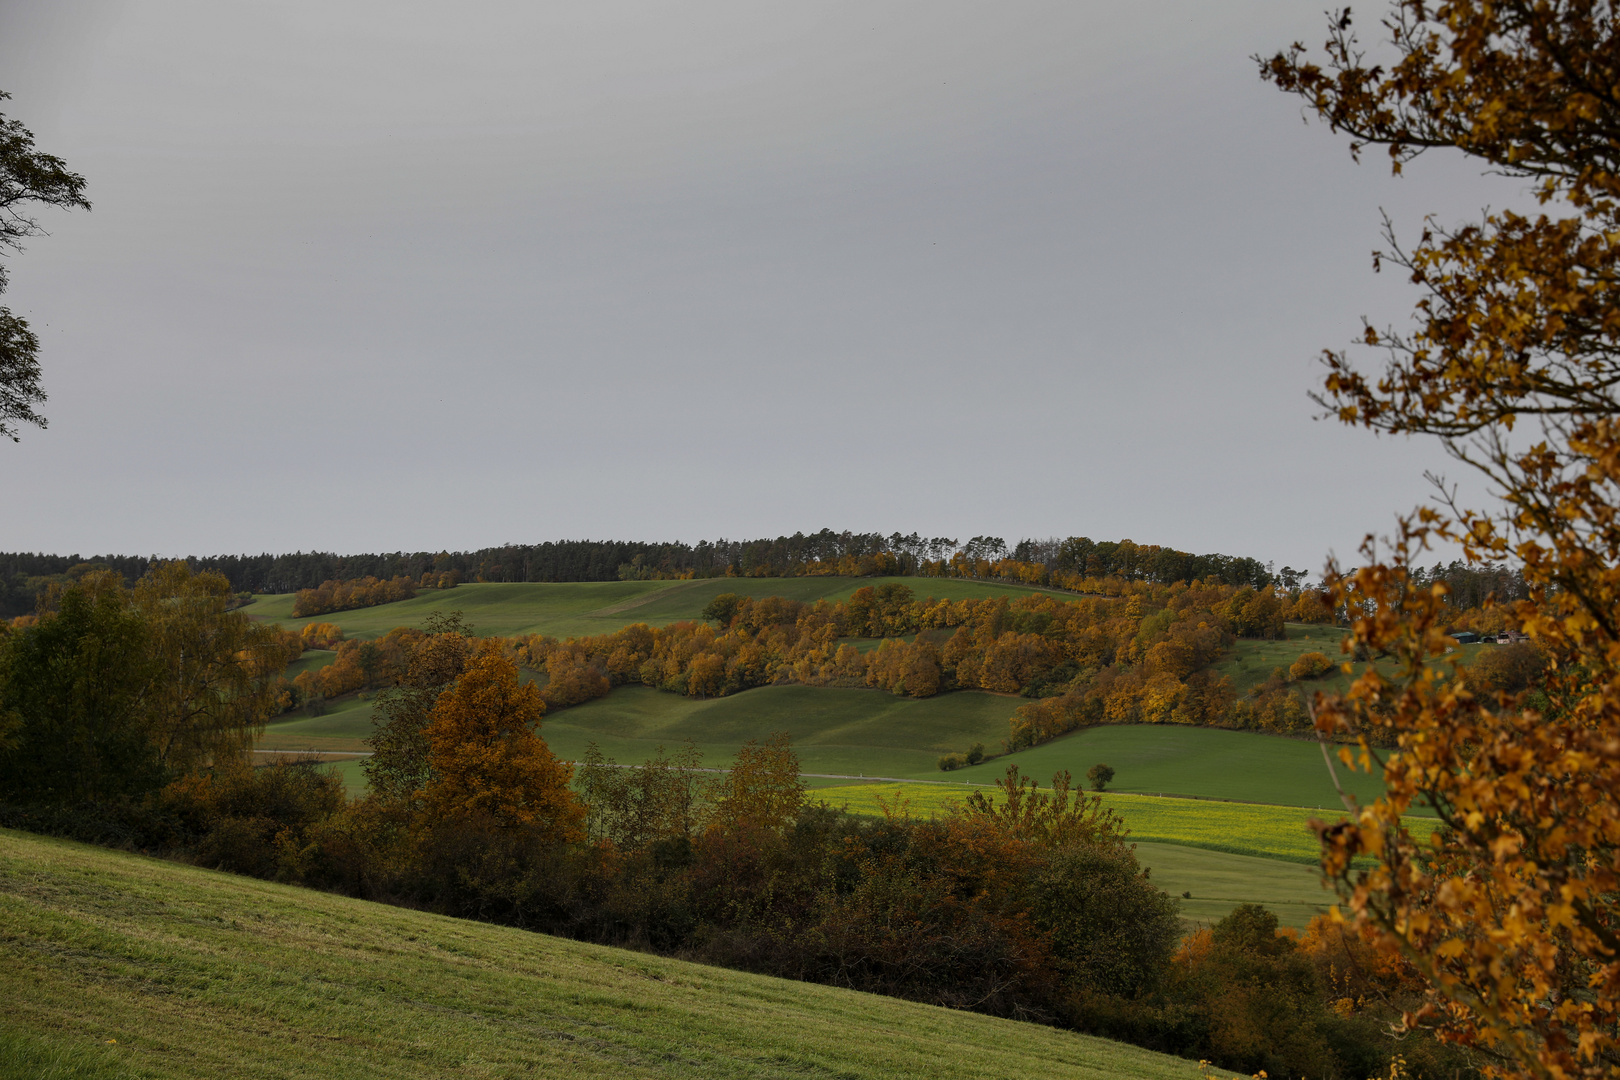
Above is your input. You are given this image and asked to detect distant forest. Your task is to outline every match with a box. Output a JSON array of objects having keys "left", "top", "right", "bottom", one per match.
[{"left": 0, "top": 528, "right": 1524, "bottom": 618}]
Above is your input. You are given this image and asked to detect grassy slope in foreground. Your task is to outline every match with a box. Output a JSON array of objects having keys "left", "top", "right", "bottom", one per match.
[
  {"left": 240, "top": 576, "right": 1055, "bottom": 640},
  {"left": 0, "top": 829, "right": 1198, "bottom": 1080}
]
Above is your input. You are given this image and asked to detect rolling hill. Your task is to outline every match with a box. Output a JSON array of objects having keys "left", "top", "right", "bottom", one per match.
[
  {"left": 0, "top": 827, "right": 1200, "bottom": 1080},
  {"left": 240, "top": 575, "right": 1058, "bottom": 640}
]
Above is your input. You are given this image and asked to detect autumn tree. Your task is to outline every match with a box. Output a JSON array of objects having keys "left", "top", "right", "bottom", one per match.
[
  {"left": 134, "top": 562, "right": 297, "bottom": 773},
  {"left": 1265, "top": 5, "right": 1620, "bottom": 1075},
  {"left": 576, "top": 740, "right": 711, "bottom": 849},
  {"left": 418, "top": 639, "right": 583, "bottom": 841},
  {"left": 365, "top": 612, "right": 472, "bottom": 804},
  {"left": 708, "top": 732, "right": 805, "bottom": 833},
  {"left": 1, "top": 91, "right": 90, "bottom": 441}
]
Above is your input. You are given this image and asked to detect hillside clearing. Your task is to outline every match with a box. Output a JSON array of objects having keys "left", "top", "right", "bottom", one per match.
[{"left": 0, "top": 828, "right": 1199, "bottom": 1080}]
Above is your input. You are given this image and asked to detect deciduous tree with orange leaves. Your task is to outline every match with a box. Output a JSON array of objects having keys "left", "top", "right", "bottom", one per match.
[
  {"left": 1264, "top": 4, "right": 1620, "bottom": 1076},
  {"left": 419, "top": 639, "right": 582, "bottom": 842}
]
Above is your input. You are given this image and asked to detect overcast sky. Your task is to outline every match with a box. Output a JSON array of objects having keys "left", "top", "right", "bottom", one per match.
[{"left": 0, "top": 1, "right": 1514, "bottom": 571}]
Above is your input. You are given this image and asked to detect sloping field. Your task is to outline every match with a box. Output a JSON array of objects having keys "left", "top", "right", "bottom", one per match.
[
  {"left": 0, "top": 828, "right": 1199, "bottom": 1080},
  {"left": 544, "top": 684, "right": 1016, "bottom": 778},
  {"left": 240, "top": 576, "right": 1054, "bottom": 640},
  {"left": 1131, "top": 842, "right": 1337, "bottom": 929},
  {"left": 259, "top": 685, "right": 1395, "bottom": 809},
  {"left": 812, "top": 782, "right": 1440, "bottom": 864},
  {"left": 926, "top": 722, "right": 1391, "bottom": 808}
]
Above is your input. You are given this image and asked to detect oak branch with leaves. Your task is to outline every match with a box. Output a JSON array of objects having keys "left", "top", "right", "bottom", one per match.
[{"left": 1264, "top": 3, "right": 1620, "bottom": 1077}]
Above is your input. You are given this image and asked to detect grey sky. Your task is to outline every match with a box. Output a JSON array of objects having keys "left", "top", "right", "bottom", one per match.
[{"left": 0, "top": 1, "right": 1509, "bottom": 571}]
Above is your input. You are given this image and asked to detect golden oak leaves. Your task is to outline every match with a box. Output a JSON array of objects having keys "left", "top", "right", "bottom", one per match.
[
  {"left": 419, "top": 640, "right": 583, "bottom": 840},
  {"left": 1268, "top": 4, "right": 1620, "bottom": 1075}
]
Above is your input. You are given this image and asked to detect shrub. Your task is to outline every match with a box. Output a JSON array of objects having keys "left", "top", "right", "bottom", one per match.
[
  {"left": 938, "top": 753, "right": 967, "bottom": 771},
  {"left": 966, "top": 742, "right": 985, "bottom": 766},
  {"left": 1462, "top": 640, "right": 1549, "bottom": 696},
  {"left": 1288, "top": 651, "right": 1334, "bottom": 680}
]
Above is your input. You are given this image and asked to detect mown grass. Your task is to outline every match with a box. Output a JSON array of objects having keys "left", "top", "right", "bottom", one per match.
[
  {"left": 812, "top": 782, "right": 1440, "bottom": 864},
  {"left": 240, "top": 576, "right": 1054, "bottom": 641},
  {"left": 0, "top": 828, "right": 1200, "bottom": 1080},
  {"left": 260, "top": 694, "right": 376, "bottom": 754}
]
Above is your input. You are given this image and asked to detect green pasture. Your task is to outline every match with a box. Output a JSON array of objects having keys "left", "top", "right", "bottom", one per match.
[
  {"left": 911, "top": 721, "right": 1391, "bottom": 808},
  {"left": 1215, "top": 622, "right": 1487, "bottom": 697},
  {"left": 282, "top": 647, "right": 336, "bottom": 680},
  {"left": 0, "top": 829, "right": 1199, "bottom": 1080},
  {"left": 1132, "top": 842, "right": 1337, "bottom": 929},
  {"left": 811, "top": 782, "right": 1436, "bottom": 863},
  {"left": 241, "top": 576, "right": 1053, "bottom": 641},
  {"left": 256, "top": 681, "right": 1401, "bottom": 810},
  {"left": 260, "top": 694, "right": 376, "bottom": 754},
  {"left": 543, "top": 685, "right": 1015, "bottom": 780}
]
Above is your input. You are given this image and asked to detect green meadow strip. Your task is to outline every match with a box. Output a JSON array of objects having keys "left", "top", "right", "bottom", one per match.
[{"left": 813, "top": 783, "right": 1442, "bottom": 864}]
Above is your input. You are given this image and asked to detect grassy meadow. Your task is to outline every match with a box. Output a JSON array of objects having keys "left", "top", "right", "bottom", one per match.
[
  {"left": 241, "top": 575, "right": 1055, "bottom": 641},
  {"left": 544, "top": 684, "right": 1017, "bottom": 779},
  {"left": 0, "top": 828, "right": 1201, "bottom": 1080},
  {"left": 1132, "top": 842, "right": 1339, "bottom": 928},
  {"left": 927, "top": 721, "right": 1391, "bottom": 808},
  {"left": 1214, "top": 622, "right": 1487, "bottom": 698},
  {"left": 811, "top": 782, "right": 1436, "bottom": 864}
]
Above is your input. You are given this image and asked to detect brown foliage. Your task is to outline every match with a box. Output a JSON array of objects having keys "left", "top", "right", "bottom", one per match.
[
  {"left": 419, "top": 640, "right": 583, "bottom": 841},
  {"left": 1267, "top": 4, "right": 1620, "bottom": 1073},
  {"left": 292, "top": 575, "right": 420, "bottom": 618}
]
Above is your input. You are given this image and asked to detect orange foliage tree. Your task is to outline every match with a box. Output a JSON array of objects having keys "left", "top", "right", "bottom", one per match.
[
  {"left": 1266, "top": 4, "right": 1620, "bottom": 1074},
  {"left": 419, "top": 640, "right": 582, "bottom": 841}
]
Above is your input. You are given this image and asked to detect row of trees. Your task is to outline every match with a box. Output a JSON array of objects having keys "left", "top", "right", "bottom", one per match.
[
  {"left": 0, "top": 564, "right": 296, "bottom": 802},
  {"left": 290, "top": 572, "right": 457, "bottom": 618},
  {"left": 513, "top": 582, "right": 1338, "bottom": 751},
  {"left": 0, "top": 531, "right": 1286, "bottom": 609}
]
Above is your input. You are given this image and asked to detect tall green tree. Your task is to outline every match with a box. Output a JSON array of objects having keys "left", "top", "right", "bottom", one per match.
[
  {"left": 132, "top": 562, "right": 296, "bottom": 774},
  {"left": 0, "top": 90, "right": 89, "bottom": 441},
  {"left": 0, "top": 573, "right": 159, "bottom": 802}
]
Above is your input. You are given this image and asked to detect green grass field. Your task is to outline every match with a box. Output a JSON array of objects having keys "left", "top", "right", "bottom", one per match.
[
  {"left": 543, "top": 685, "right": 1017, "bottom": 780},
  {"left": 0, "top": 828, "right": 1200, "bottom": 1080},
  {"left": 928, "top": 722, "right": 1391, "bottom": 808},
  {"left": 259, "top": 683, "right": 1395, "bottom": 810},
  {"left": 811, "top": 782, "right": 1433, "bottom": 863},
  {"left": 1132, "top": 842, "right": 1338, "bottom": 928},
  {"left": 260, "top": 694, "right": 376, "bottom": 754},
  {"left": 241, "top": 576, "right": 1054, "bottom": 641}
]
